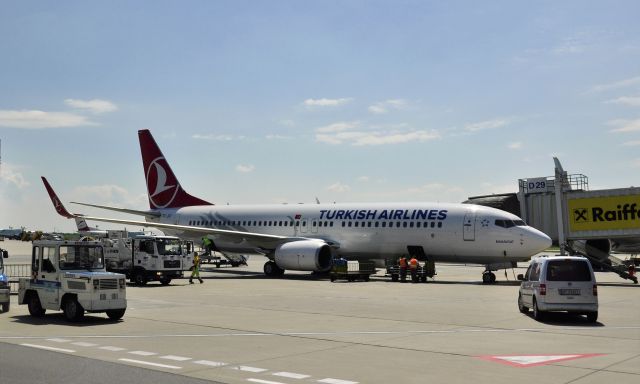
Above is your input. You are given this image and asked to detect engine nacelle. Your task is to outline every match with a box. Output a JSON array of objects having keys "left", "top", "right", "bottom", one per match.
[
  {"left": 569, "top": 239, "right": 611, "bottom": 261},
  {"left": 274, "top": 240, "right": 333, "bottom": 272}
]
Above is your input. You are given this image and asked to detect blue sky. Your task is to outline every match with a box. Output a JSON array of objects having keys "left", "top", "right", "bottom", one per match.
[{"left": 1, "top": 1, "right": 639, "bottom": 232}]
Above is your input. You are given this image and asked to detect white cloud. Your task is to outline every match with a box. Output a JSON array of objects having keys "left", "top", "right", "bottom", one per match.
[
  {"left": 605, "top": 96, "right": 640, "bottom": 107},
  {"left": 590, "top": 76, "right": 640, "bottom": 93},
  {"left": 72, "top": 184, "right": 145, "bottom": 208},
  {"left": 303, "top": 98, "right": 352, "bottom": 107},
  {"left": 235, "top": 164, "right": 255, "bottom": 173},
  {"left": 265, "top": 134, "right": 292, "bottom": 140},
  {"left": 192, "top": 133, "right": 245, "bottom": 141},
  {"left": 0, "top": 110, "right": 95, "bottom": 129},
  {"left": 507, "top": 142, "right": 523, "bottom": 150},
  {"left": 0, "top": 163, "right": 29, "bottom": 189},
  {"left": 316, "top": 121, "right": 360, "bottom": 133},
  {"left": 368, "top": 99, "right": 407, "bottom": 114},
  {"left": 327, "top": 182, "right": 351, "bottom": 193},
  {"left": 356, "top": 176, "right": 370, "bottom": 182},
  {"left": 464, "top": 118, "right": 510, "bottom": 132},
  {"left": 316, "top": 128, "right": 440, "bottom": 146},
  {"left": 608, "top": 119, "right": 640, "bottom": 133},
  {"left": 621, "top": 140, "right": 640, "bottom": 146},
  {"left": 64, "top": 98, "right": 118, "bottom": 114}
]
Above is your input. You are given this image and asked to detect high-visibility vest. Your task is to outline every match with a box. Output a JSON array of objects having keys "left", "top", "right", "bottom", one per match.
[
  {"left": 409, "top": 258, "right": 418, "bottom": 269},
  {"left": 399, "top": 258, "right": 407, "bottom": 268}
]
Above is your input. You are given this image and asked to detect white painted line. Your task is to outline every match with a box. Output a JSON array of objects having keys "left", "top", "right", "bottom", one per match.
[
  {"left": 273, "top": 372, "right": 310, "bottom": 379},
  {"left": 318, "top": 379, "right": 359, "bottom": 384},
  {"left": 160, "top": 355, "right": 192, "bottom": 362},
  {"left": 248, "top": 379, "right": 286, "bottom": 384},
  {"left": 128, "top": 350, "right": 157, "bottom": 356},
  {"left": 72, "top": 342, "right": 98, "bottom": 347},
  {"left": 230, "top": 366, "right": 268, "bottom": 373},
  {"left": 118, "top": 358, "right": 182, "bottom": 370},
  {"left": 194, "top": 360, "right": 227, "bottom": 367},
  {"left": 99, "top": 346, "right": 127, "bottom": 352},
  {"left": 20, "top": 343, "right": 76, "bottom": 353},
  {"left": 47, "top": 338, "right": 72, "bottom": 343}
]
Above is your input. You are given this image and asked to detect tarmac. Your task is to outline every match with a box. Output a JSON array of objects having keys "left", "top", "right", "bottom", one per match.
[{"left": 1, "top": 239, "right": 639, "bottom": 384}]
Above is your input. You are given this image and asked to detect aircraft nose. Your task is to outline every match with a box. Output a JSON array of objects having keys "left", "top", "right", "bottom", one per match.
[{"left": 527, "top": 227, "right": 552, "bottom": 253}]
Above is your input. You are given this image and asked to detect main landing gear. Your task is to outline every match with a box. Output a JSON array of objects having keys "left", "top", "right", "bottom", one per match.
[
  {"left": 482, "top": 270, "right": 496, "bottom": 284},
  {"left": 263, "top": 261, "right": 285, "bottom": 277}
]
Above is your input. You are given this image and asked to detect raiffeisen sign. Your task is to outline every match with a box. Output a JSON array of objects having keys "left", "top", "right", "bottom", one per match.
[{"left": 566, "top": 188, "right": 640, "bottom": 238}]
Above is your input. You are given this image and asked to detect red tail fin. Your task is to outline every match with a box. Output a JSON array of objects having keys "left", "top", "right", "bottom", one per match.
[
  {"left": 138, "top": 129, "right": 213, "bottom": 209},
  {"left": 41, "top": 177, "right": 74, "bottom": 218}
]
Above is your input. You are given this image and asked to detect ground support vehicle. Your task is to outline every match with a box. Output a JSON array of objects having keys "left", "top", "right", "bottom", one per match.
[
  {"left": 387, "top": 261, "right": 435, "bottom": 283},
  {"left": 18, "top": 240, "right": 126, "bottom": 321},
  {"left": 518, "top": 256, "right": 598, "bottom": 322},
  {"left": 0, "top": 248, "right": 9, "bottom": 312},
  {"left": 330, "top": 260, "right": 376, "bottom": 282},
  {"left": 102, "top": 235, "right": 187, "bottom": 286}
]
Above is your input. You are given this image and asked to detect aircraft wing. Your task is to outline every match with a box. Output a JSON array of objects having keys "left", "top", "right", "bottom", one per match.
[
  {"left": 71, "top": 202, "right": 161, "bottom": 219},
  {"left": 75, "top": 214, "right": 319, "bottom": 251}
]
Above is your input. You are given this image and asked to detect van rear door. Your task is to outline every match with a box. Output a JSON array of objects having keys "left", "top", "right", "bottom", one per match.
[{"left": 544, "top": 259, "right": 596, "bottom": 304}]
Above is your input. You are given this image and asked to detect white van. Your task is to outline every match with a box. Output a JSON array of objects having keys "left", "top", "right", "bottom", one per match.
[{"left": 518, "top": 256, "right": 598, "bottom": 322}]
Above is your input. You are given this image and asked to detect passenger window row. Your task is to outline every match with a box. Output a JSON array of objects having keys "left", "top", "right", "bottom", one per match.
[{"left": 187, "top": 219, "right": 443, "bottom": 229}]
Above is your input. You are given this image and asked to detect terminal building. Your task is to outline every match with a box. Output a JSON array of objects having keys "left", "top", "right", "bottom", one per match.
[{"left": 465, "top": 158, "right": 639, "bottom": 283}]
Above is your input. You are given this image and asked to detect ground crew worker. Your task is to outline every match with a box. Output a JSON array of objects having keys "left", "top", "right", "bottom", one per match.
[
  {"left": 202, "top": 237, "right": 213, "bottom": 256},
  {"left": 398, "top": 256, "right": 408, "bottom": 282},
  {"left": 190, "top": 252, "right": 204, "bottom": 284},
  {"left": 409, "top": 256, "right": 419, "bottom": 283}
]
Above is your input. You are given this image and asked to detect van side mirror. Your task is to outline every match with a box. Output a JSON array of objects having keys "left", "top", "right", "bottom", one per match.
[{"left": 517, "top": 274, "right": 525, "bottom": 281}]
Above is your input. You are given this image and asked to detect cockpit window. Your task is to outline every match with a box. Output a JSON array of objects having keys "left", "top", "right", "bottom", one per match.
[{"left": 495, "top": 219, "right": 523, "bottom": 228}]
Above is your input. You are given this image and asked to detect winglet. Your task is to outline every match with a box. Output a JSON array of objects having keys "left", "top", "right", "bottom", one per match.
[
  {"left": 138, "top": 129, "right": 213, "bottom": 209},
  {"left": 41, "top": 177, "right": 75, "bottom": 218}
]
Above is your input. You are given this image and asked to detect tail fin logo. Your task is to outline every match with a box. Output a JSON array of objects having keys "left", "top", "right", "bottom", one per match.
[{"left": 146, "top": 157, "right": 179, "bottom": 209}]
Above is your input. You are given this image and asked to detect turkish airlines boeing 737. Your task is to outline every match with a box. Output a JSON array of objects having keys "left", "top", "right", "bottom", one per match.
[{"left": 43, "top": 129, "right": 551, "bottom": 283}]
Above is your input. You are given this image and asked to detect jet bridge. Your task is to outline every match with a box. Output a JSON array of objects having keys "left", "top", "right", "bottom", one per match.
[{"left": 517, "top": 158, "right": 639, "bottom": 283}]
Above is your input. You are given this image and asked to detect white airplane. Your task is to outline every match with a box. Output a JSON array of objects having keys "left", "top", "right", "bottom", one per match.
[{"left": 45, "top": 129, "right": 551, "bottom": 283}]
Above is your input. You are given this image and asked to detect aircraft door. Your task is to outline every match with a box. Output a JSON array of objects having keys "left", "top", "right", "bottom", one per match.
[
  {"left": 311, "top": 218, "right": 319, "bottom": 234},
  {"left": 463, "top": 211, "right": 476, "bottom": 241},
  {"left": 300, "top": 219, "right": 308, "bottom": 234}
]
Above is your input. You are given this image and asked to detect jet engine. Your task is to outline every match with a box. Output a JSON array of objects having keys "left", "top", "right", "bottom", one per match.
[
  {"left": 274, "top": 240, "right": 333, "bottom": 272},
  {"left": 568, "top": 239, "right": 611, "bottom": 261}
]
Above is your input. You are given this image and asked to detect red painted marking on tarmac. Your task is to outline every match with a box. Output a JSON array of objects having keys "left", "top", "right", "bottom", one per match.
[{"left": 477, "top": 353, "right": 605, "bottom": 367}]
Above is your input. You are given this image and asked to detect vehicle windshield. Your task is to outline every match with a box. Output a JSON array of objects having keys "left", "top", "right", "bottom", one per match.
[
  {"left": 546, "top": 259, "right": 592, "bottom": 281},
  {"left": 156, "top": 239, "right": 182, "bottom": 256},
  {"left": 59, "top": 245, "right": 104, "bottom": 270}
]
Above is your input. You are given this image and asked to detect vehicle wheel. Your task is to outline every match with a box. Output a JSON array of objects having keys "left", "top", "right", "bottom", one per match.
[
  {"left": 489, "top": 272, "right": 496, "bottom": 284},
  {"left": 518, "top": 294, "right": 529, "bottom": 313},
  {"left": 363, "top": 275, "right": 370, "bottom": 282},
  {"left": 330, "top": 276, "right": 335, "bottom": 282},
  {"left": 106, "top": 308, "right": 126, "bottom": 321},
  {"left": 482, "top": 272, "right": 490, "bottom": 284},
  {"left": 421, "top": 276, "right": 427, "bottom": 283},
  {"left": 133, "top": 271, "right": 148, "bottom": 286},
  {"left": 264, "top": 261, "right": 278, "bottom": 276},
  {"left": 63, "top": 297, "right": 84, "bottom": 322},
  {"left": 1, "top": 302, "right": 9, "bottom": 312},
  {"left": 533, "top": 298, "right": 545, "bottom": 321},
  {"left": 586, "top": 311, "right": 598, "bottom": 323},
  {"left": 27, "top": 293, "right": 46, "bottom": 317},
  {"left": 159, "top": 277, "right": 171, "bottom": 285},
  {"left": 391, "top": 274, "right": 398, "bottom": 282}
]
